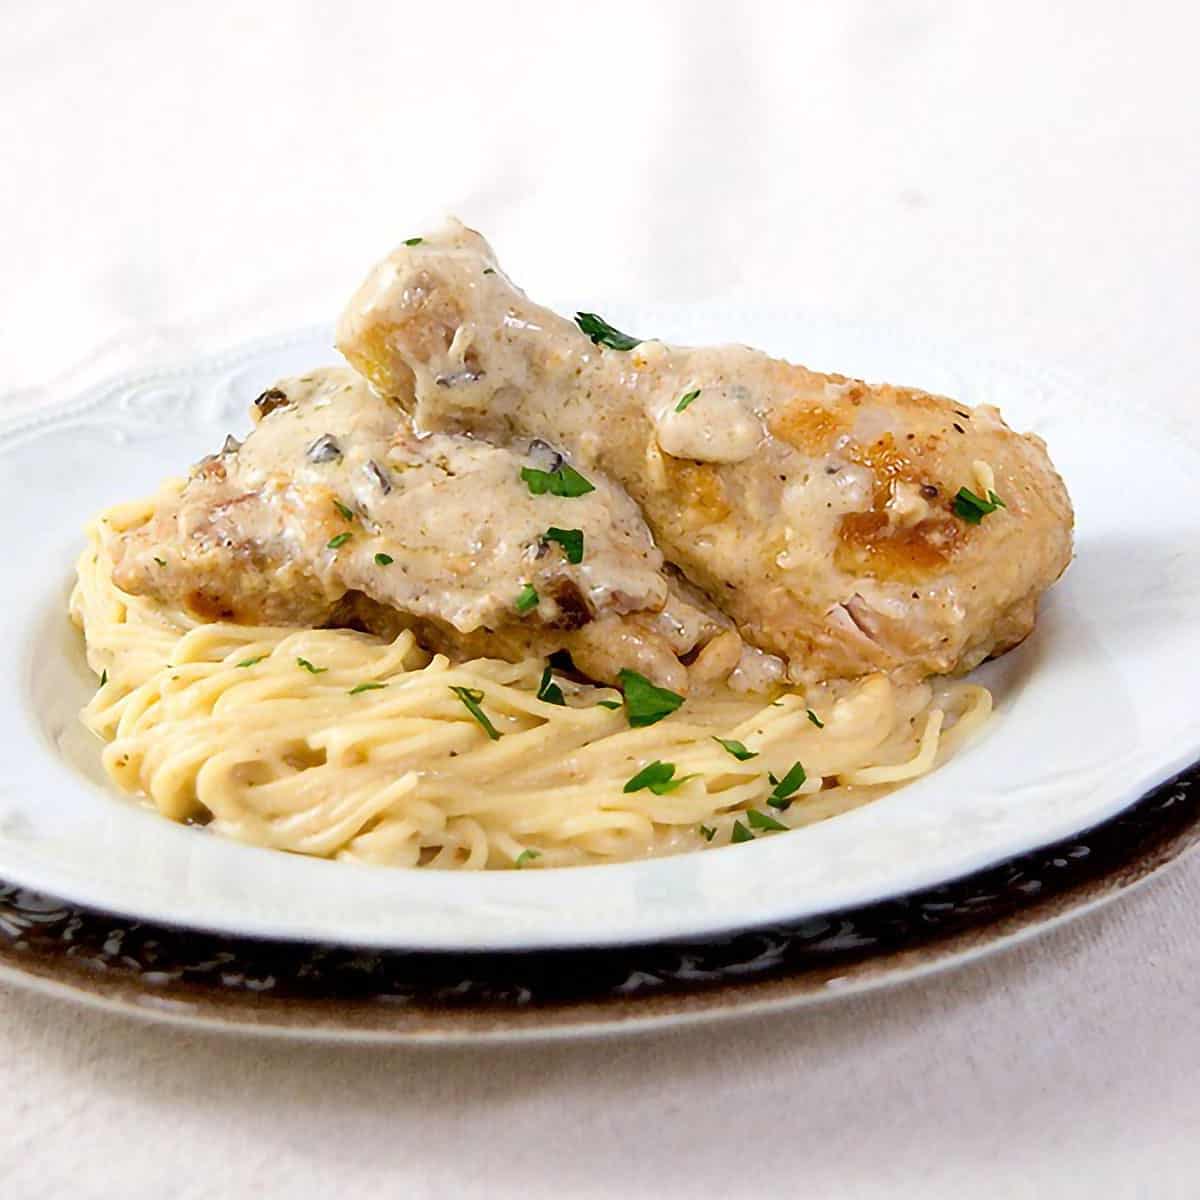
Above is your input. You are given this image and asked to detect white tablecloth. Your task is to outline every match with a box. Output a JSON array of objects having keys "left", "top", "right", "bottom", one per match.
[{"left": 3, "top": 3, "right": 1198, "bottom": 1195}]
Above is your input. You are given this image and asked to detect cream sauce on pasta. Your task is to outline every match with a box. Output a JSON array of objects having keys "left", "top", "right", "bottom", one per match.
[{"left": 72, "top": 498, "right": 992, "bottom": 870}]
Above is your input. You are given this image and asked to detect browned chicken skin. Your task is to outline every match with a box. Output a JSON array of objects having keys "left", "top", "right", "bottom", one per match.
[{"left": 337, "top": 221, "right": 1074, "bottom": 685}]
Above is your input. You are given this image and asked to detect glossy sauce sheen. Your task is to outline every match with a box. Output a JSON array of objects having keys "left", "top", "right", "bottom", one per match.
[
  {"left": 245, "top": 371, "right": 670, "bottom": 632},
  {"left": 110, "top": 369, "right": 734, "bottom": 689}
]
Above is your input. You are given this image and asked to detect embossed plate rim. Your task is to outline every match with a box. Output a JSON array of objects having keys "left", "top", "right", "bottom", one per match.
[{"left": 0, "top": 312, "right": 1197, "bottom": 952}]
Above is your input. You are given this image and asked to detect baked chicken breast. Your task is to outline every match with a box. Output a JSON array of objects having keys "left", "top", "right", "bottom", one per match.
[{"left": 337, "top": 221, "right": 1074, "bottom": 685}]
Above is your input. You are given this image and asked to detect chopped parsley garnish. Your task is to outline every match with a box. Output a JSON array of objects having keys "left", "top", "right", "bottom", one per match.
[
  {"left": 236, "top": 655, "right": 266, "bottom": 668},
  {"left": 520, "top": 463, "right": 595, "bottom": 497},
  {"left": 807, "top": 709, "right": 825, "bottom": 729},
  {"left": 348, "top": 682, "right": 387, "bottom": 695},
  {"left": 747, "top": 808, "right": 788, "bottom": 832},
  {"left": 574, "top": 312, "right": 642, "bottom": 351},
  {"left": 450, "top": 685, "right": 503, "bottom": 739},
  {"left": 731, "top": 820, "right": 754, "bottom": 844},
  {"left": 403, "top": 236, "right": 424, "bottom": 246},
  {"left": 296, "top": 658, "right": 327, "bottom": 674},
  {"left": 698, "top": 824, "right": 716, "bottom": 842},
  {"left": 596, "top": 699, "right": 622, "bottom": 710},
  {"left": 515, "top": 848, "right": 540, "bottom": 867},
  {"left": 623, "top": 760, "right": 694, "bottom": 795},
  {"left": 713, "top": 736, "right": 758, "bottom": 761},
  {"left": 482, "top": 267, "right": 496, "bottom": 275},
  {"left": 617, "top": 669, "right": 684, "bottom": 727},
  {"left": 99, "top": 668, "right": 108, "bottom": 687},
  {"left": 535, "top": 666, "right": 565, "bottom": 706},
  {"left": 333, "top": 498, "right": 355, "bottom": 521},
  {"left": 674, "top": 388, "right": 701, "bottom": 413},
  {"left": 766, "top": 761, "right": 807, "bottom": 810},
  {"left": 515, "top": 583, "right": 539, "bottom": 613},
  {"left": 543, "top": 526, "right": 584, "bottom": 564},
  {"left": 327, "top": 531, "right": 353, "bottom": 549},
  {"left": 374, "top": 552, "right": 394, "bottom": 566},
  {"left": 952, "top": 486, "right": 1006, "bottom": 524},
  {"left": 153, "top": 556, "right": 166, "bottom": 567}
]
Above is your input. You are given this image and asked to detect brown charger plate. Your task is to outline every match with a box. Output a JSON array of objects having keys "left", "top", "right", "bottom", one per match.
[{"left": 1, "top": 762, "right": 1197, "bottom": 1043}]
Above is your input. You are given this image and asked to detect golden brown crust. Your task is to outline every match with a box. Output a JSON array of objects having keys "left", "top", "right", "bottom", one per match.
[
  {"left": 657, "top": 456, "right": 732, "bottom": 526},
  {"left": 834, "top": 511, "right": 962, "bottom": 579},
  {"left": 767, "top": 403, "right": 846, "bottom": 454}
]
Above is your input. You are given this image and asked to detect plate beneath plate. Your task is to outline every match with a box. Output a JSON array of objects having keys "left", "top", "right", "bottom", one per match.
[
  {"left": 1, "top": 761, "right": 1196, "bottom": 1043},
  {"left": 2, "top": 311, "right": 1199, "bottom": 953}
]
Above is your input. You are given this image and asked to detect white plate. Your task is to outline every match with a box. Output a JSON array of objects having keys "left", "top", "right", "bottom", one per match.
[{"left": 3, "top": 309, "right": 1197, "bottom": 952}]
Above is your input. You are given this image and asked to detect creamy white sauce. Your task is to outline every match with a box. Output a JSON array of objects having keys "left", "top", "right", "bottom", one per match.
[
  {"left": 651, "top": 387, "right": 764, "bottom": 464},
  {"left": 775, "top": 464, "right": 873, "bottom": 571},
  {"left": 197, "top": 369, "right": 672, "bottom": 635},
  {"left": 887, "top": 480, "right": 935, "bottom": 529},
  {"left": 727, "top": 642, "right": 786, "bottom": 692}
]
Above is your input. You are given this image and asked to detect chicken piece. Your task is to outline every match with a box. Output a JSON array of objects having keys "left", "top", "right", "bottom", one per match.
[
  {"left": 337, "top": 221, "right": 1074, "bottom": 685},
  {"left": 110, "top": 368, "right": 728, "bottom": 690}
]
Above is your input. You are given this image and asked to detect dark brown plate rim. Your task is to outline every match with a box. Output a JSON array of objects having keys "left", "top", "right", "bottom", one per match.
[{"left": 1, "top": 760, "right": 1197, "bottom": 1043}]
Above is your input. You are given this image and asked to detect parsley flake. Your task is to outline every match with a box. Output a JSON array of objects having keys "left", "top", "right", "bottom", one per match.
[
  {"left": 153, "top": 556, "right": 166, "bottom": 567},
  {"left": 731, "top": 820, "right": 754, "bottom": 844},
  {"left": 713, "top": 736, "right": 758, "bottom": 762},
  {"left": 450, "top": 685, "right": 503, "bottom": 739},
  {"left": 596, "top": 699, "right": 622, "bottom": 710},
  {"left": 623, "top": 760, "right": 694, "bottom": 795},
  {"left": 515, "top": 848, "right": 541, "bottom": 867},
  {"left": 333, "top": 498, "right": 355, "bottom": 521},
  {"left": 807, "top": 709, "right": 825, "bottom": 729},
  {"left": 99, "top": 668, "right": 108, "bottom": 687},
  {"left": 767, "top": 761, "right": 807, "bottom": 810},
  {"left": 952, "top": 486, "right": 1006, "bottom": 524},
  {"left": 374, "top": 552, "right": 394, "bottom": 566},
  {"left": 515, "top": 583, "right": 539, "bottom": 614},
  {"left": 535, "top": 666, "right": 566, "bottom": 706},
  {"left": 699, "top": 824, "right": 716, "bottom": 842},
  {"left": 574, "top": 312, "right": 642, "bottom": 351},
  {"left": 348, "top": 681, "right": 387, "bottom": 695},
  {"left": 617, "top": 669, "right": 684, "bottom": 727},
  {"left": 403, "top": 236, "right": 423, "bottom": 246},
  {"left": 543, "top": 527, "right": 584, "bottom": 564},
  {"left": 747, "top": 808, "right": 788, "bottom": 832},
  {"left": 483, "top": 267, "right": 496, "bottom": 275},
  {"left": 297, "top": 658, "right": 327, "bottom": 674},
  {"left": 327, "top": 531, "right": 352, "bottom": 549},
  {"left": 236, "top": 655, "right": 266, "bottom": 668},
  {"left": 520, "top": 463, "right": 596, "bottom": 498},
  {"left": 675, "top": 388, "right": 701, "bottom": 413}
]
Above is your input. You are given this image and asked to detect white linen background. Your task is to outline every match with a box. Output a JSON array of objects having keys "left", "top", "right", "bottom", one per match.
[{"left": 2, "top": 1, "right": 1198, "bottom": 1196}]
